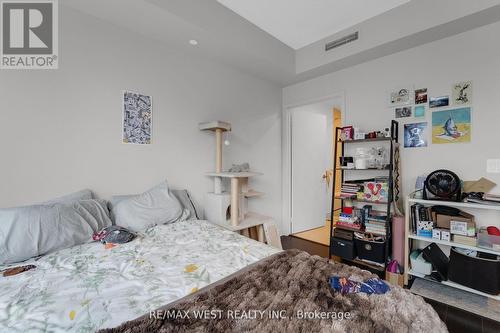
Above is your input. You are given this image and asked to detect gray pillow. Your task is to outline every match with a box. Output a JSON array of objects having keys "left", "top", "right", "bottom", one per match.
[
  {"left": 42, "top": 189, "right": 94, "bottom": 205},
  {"left": 109, "top": 189, "right": 198, "bottom": 221},
  {"left": 171, "top": 189, "right": 198, "bottom": 220},
  {"left": 0, "top": 199, "right": 112, "bottom": 265},
  {"left": 112, "top": 181, "right": 183, "bottom": 232}
]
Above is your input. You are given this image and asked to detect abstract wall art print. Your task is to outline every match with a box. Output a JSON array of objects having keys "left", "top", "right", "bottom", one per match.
[
  {"left": 452, "top": 81, "right": 472, "bottom": 105},
  {"left": 122, "top": 91, "right": 152, "bottom": 145},
  {"left": 432, "top": 107, "right": 471, "bottom": 144}
]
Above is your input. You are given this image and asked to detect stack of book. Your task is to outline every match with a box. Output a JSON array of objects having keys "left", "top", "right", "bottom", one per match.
[
  {"left": 339, "top": 183, "right": 362, "bottom": 198},
  {"left": 336, "top": 213, "right": 361, "bottom": 230},
  {"left": 365, "top": 217, "right": 387, "bottom": 235},
  {"left": 410, "top": 204, "right": 434, "bottom": 237}
]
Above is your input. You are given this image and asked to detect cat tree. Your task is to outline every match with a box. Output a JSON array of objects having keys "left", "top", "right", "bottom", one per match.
[{"left": 199, "top": 121, "right": 281, "bottom": 248}]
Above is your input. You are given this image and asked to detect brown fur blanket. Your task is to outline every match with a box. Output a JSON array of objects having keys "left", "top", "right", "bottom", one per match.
[{"left": 101, "top": 250, "right": 447, "bottom": 333}]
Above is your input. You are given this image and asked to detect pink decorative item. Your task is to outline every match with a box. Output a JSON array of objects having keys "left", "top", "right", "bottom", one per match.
[{"left": 392, "top": 215, "right": 405, "bottom": 267}]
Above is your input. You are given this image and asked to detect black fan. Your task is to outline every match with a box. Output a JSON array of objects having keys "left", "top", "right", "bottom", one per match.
[{"left": 423, "top": 169, "right": 461, "bottom": 202}]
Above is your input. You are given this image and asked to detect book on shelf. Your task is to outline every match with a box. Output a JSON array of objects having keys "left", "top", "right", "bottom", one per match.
[
  {"left": 410, "top": 203, "right": 435, "bottom": 234},
  {"left": 452, "top": 234, "right": 478, "bottom": 246},
  {"left": 336, "top": 222, "right": 362, "bottom": 231}
]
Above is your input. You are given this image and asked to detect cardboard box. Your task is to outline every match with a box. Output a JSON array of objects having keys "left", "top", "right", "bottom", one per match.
[
  {"left": 450, "top": 220, "right": 476, "bottom": 236},
  {"left": 385, "top": 271, "right": 404, "bottom": 287},
  {"left": 435, "top": 210, "right": 474, "bottom": 229}
]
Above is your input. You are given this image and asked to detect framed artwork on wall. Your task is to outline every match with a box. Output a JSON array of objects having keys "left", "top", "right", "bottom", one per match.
[
  {"left": 414, "top": 105, "right": 426, "bottom": 118},
  {"left": 404, "top": 122, "right": 428, "bottom": 148},
  {"left": 414, "top": 88, "right": 428, "bottom": 104},
  {"left": 122, "top": 91, "right": 153, "bottom": 145},
  {"left": 432, "top": 107, "right": 471, "bottom": 144},
  {"left": 429, "top": 96, "right": 449, "bottom": 108},
  {"left": 452, "top": 81, "right": 472, "bottom": 105},
  {"left": 389, "top": 87, "right": 413, "bottom": 106},
  {"left": 395, "top": 106, "right": 412, "bottom": 118}
]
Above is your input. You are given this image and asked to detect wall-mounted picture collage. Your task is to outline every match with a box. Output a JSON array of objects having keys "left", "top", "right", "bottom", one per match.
[{"left": 389, "top": 81, "right": 472, "bottom": 148}]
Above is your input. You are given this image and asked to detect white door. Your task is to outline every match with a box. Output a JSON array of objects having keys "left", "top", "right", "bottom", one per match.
[{"left": 291, "top": 109, "right": 329, "bottom": 233}]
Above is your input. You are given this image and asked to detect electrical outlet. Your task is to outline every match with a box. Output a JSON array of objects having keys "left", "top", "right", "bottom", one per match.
[{"left": 487, "top": 159, "right": 500, "bottom": 173}]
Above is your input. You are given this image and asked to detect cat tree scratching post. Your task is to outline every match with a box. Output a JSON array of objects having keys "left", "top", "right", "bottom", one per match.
[{"left": 199, "top": 121, "right": 282, "bottom": 249}]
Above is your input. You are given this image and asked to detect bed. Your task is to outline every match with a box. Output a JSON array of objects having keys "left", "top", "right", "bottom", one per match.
[
  {"left": 0, "top": 220, "right": 278, "bottom": 332},
  {"left": 0, "top": 183, "right": 446, "bottom": 333}
]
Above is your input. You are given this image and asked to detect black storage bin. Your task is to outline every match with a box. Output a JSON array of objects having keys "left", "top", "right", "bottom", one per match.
[
  {"left": 331, "top": 237, "right": 356, "bottom": 260},
  {"left": 448, "top": 247, "right": 500, "bottom": 295},
  {"left": 354, "top": 238, "right": 386, "bottom": 263}
]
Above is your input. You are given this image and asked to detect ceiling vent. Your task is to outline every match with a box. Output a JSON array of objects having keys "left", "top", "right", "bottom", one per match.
[{"left": 325, "top": 32, "right": 359, "bottom": 51}]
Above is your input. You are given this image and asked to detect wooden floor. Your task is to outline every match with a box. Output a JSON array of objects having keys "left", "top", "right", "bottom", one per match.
[
  {"left": 280, "top": 235, "right": 500, "bottom": 333},
  {"left": 292, "top": 220, "right": 330, "bottom": 246}
]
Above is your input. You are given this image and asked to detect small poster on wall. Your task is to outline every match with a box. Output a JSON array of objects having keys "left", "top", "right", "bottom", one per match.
[
  {"left": 429, "top": 96, "right": 449, "bottom": 108},
  {"left": 395, "top": 106, "right": 412, "bottom": 118},
  {"left": 452, "top": 81, "right": 472, "bottom": 105},
  {"left": 414, "top": 105, "right": 426, "bottom": 118},
  {"left": 432, "top": 107, "right": 471, "bottom": 144},
  {"left": 389, "top": 87, "right": 412, "bottom": 106},
  {"left": 414, "top": 88, "right": 428, "bottom": 104},
  {"left": 404, "top": 122, "right": 428, "bottom": 148},
  {"left": 122, "top": 91, "right": 152, "bottom": 144}
]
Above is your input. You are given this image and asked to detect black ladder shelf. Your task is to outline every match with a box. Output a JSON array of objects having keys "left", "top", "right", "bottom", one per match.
[{"left": 329, "top": 120, "right": 399, "bottom": 274}]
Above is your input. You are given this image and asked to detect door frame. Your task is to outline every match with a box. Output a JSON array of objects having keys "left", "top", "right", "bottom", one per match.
[{"left": 281, "top": 92, "right": 346, "bottom": 235}]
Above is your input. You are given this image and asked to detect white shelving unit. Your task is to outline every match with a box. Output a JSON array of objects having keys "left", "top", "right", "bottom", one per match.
[
  {"left": 408, "top": 269, "right": 500, "bottom": 301},
  {"left": 408, "top": 234, "right": 500, "bottom": 256},
  {"left": 404, "top": 195, "right": 500, "bottom": 300},
  {"left": 409, "top": 197, "right": 500, "bottom": 211}
]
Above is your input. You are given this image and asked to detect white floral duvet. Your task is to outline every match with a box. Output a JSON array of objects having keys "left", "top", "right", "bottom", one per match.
[{"left": 0, "top": 220, "right": 279, "bottom": 332}]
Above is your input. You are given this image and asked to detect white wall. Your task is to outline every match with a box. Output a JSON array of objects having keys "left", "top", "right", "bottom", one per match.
[
  {"left": 284, "top": 21, "right": 500, "bottom": 207},
  {"left": 0, "top": 6, "right": 283, "bottom": 225}
]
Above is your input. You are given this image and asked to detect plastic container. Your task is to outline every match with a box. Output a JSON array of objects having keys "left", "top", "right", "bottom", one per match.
[{"left": 477, "top": 229, "right": 500, "bottom": 252}]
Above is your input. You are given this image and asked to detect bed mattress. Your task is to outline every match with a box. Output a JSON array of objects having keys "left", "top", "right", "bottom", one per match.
[{"left": 0, "top": 220, "right": 279, "bottom": 332}]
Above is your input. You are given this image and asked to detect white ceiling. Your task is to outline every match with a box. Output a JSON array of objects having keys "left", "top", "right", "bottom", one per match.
[{"left": 217, "top": 0, "right": 410, "bottom": 49}]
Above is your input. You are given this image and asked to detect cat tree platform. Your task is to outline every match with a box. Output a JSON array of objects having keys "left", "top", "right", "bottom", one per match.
[{"left": 200, "top": 120, "right": 282, "bottom": 249}]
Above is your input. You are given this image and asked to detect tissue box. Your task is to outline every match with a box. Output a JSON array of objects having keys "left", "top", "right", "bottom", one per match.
[
  {"left": 441, "top": 230, "right": 451, "bottom": 241},
  {"left": 432, "top": 229, "right": 441, "bottom": 240},
  {"left": 417, "top": 220, "right": 434, "bottom": 238}
]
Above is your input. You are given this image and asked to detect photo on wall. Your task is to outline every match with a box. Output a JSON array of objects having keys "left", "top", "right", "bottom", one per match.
[
  {"left": 452, "top": 81, "right": 472, "bottom": 105},
  {"left": 414, "top": 105, "right": 426, "bottom": 118},
  {"left": 432, "top": 107, "right": 471, "bottom": 144},
  {"left": 389, "top": 87, "right": 412, "bottom": 106},
  {"left": 429, "top": 96, "right": 449, "bottom": 108},
  {"left": 122, "top": 91, "right": 152, "bottom": 144},
  {"left": 414, "top": 88, "right": 428, "bottom": 104},
  {"left": 404, "top": 122, "right": 428, "bottom": 148},
  {"left": 395, "top": 106, "right": 412, "bottom": 118}
]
